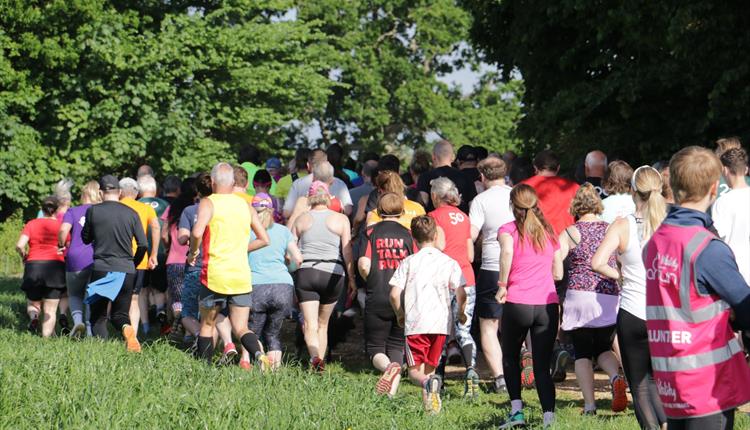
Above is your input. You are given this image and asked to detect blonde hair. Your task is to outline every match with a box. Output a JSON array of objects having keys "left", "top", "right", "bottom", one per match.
[
  {"left": 375, "top": 171, "right": 406, "bottom": 198},
  {"left": 715, "top": 136, "right": 742, "bottom": 156},
  {"left": 255, "top": 207, "right": 274, "bottom": 229},
  {"left": 510, "top": 184, "right": 556, "bottom": 251},
  {"left": 669, "top": 146, "right": 723, "bottom": 205},
  {"left": 632, "top": 166, "right": 666, "bottom": 241},
  {"left": 81, "top": 180, "right": 102, "bottom": 204},
  {"left": 603, "top": 160, "right": 633, "bottom": 195},
  {"left": 430, "top": 177, "right": 461, "bottom": 207},
  {"left": 569, "top": 183, "right": 603, "bottom": 218}
]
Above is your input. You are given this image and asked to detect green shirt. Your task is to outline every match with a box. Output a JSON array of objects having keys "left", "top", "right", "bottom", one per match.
[
  {"left": 241, "top": 161, "right": 277, "bottom": 196},
  {"left": 273, "top": 171, "right": 309, "bottom": 199}
]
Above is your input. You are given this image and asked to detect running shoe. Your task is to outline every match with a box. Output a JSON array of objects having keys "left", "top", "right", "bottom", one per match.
[
  {"left": 219, "top": 342, "right": 238, "bottom": 366},
  {"left": 498, "top": 410, "right": 525, "bottom": 428},
  {"left": 520, "top": 350, "right": 535, "bottom": 389},
  {"left": 122, "top": 325, "right": 142, "bottom": 353},
  {"left": 58, "top": 314, "right": 70, "bottom": 336},
  {"left": 69, "top": 322, "right": 86, "bottom": 339},
  {"left": 239, "top": 359, "right": 252, "bottom": 371},
  {"left": 184, "top": 335, "right": 198, "bottom": 356},
  {"left": 551, "top": 347, "right": 570, "bottom": 383},
  {"left": 28, "top": 317, "right": 39, "bottom": 333},
  {"left": 611, "top": 374, "right": 628, "bottom": 412},
  {"left": 156, "top": 309, "right": 167, "bottom": 325},
  {"left": 310, "top": 356, "right": 325, "bottom": 373},
  {"left": 257, "top": 354, "right": 272, "bottom": 372},
  {"left": 464, "top": 368, "right": 480, "bottom": 399},
  {"left": 375, "top": 362, "right": 402, "bottom": 396},
  {"left": 424, "top": 375, "right": 442, "bottom": 414}
]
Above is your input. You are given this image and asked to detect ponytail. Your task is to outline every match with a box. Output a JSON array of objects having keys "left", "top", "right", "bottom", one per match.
[
  {"left": 511, "top": 184, "right": 556, "bottom": 252},
  {"left": 632, "top": 166, "right": 667, "bottom": 241}
]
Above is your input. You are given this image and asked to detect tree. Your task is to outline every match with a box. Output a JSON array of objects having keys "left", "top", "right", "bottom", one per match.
[
  {"left": 296, "top": 0, "right": 522, "bottom": 153},
  {"left": 0, "top": 0, "right": 334, "bottom": 217},
  {"left": 464, "top": 0, "right": 750, "bottom": 165}
]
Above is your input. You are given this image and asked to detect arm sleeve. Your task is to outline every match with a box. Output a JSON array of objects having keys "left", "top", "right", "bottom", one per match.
[
  {"left": 178, "top": 208, "right": 191, "bottom": 231},
  {"left": 469, "top": 199, "right": 484, "bottom": 231},
  {"left": 133, "top": 214, "right": 148, "bottom": 249},
  {"left": 696, "top": 240, "right": 750, "bottom": 330},
  {"left": 335, "top": 180, "right": 353, "bottom": 207},
  {"left": 450, "top": 261, "right": 465, "bottom": 291},
  {"left": 63, "top": 209, "right": 74, "bottom": 225},
  {"left": 283, "top": 181, "right": 299, "bottom": 214}
]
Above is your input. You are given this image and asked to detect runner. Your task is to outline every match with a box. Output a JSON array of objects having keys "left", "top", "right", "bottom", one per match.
[
  {"left": 286, "top": 161, "right": 346, "bottom": 226},
  {"left": 138, "top": 174, "right": 170, "bottom": 333},
  {"left": 711, "top": 147, "right": 750, "bottom": 284},
  {"left": 290, "top": 180, "right": 355, "bottom": 372},
  {"left": 389, "top": 215, "right": 466, "bottom": 414},
  {"left": 428, "top": 177, "right": 479, "bottom": 398},
  {"left": 644, "top": 146, "right": 750, "bottom": 429},
  {"left": 17, "top": 196, "right": 66, "bottom": 337},
  {"left": 53, "top": 178, "right": 73, "bottom": 332},
  {"left": 601, "top": 161, "right": 635, "bottom": 223},
  {"left": 161, "top": 178, "right": 195, "bottom": 336},
  {"left": 416, "top": 140, "right": 476, "bottom": 213},
  {"left": 495, "top": 184, "right": 563, "bottom": 429},
  {"left": 252, "top": 170, "right": 283, "bottom": 223},
  {"left": 187, "top": 162, "right": 271, "bottom": 368},
  {"left": 241, "top": 193, "right": 302, "bottom": 370},
  {"left": 557, "top": 184, "right": 627, "bottom": 415},
  {"left": 469, "top": 156, "right": 514, "bottom": 393},
  {"left": 81, "top": 175, "right": 148, "bottom": 352},
  {"left": 583, "top": 150, "right": 608, "bottom": 198},
  {"left": 592, "top": 165, "right": 667, "bottom": 430},
  {"left": 714, "top": 136, "right": 750, "bottom": 198},
  {"left": 232, "top": 165, "right": 254, "bottom": 204},
  {"left": 358, "top": 193, "right": 417, "bottom": 396},
  {"left": 283, "top": 149, "right": 352, "bottom": 217},
  {"left": 119, "top": 177, "right": 160, "bottom": 336},
  {"left": 239, "top": 145, "right": 276, "bottom": 196},
  {"left": 274, "top": 148, "right": 311, "bottom": 209},
  {"left": 58, "top": 180, "right": 102, "bottom": 338},
  {"left": 366, "top": 171, "right": 425, "bottom": 229}
]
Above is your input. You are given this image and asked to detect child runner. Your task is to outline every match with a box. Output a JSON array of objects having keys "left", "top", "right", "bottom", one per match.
[
  {"left": 358, "top": 193, "right": 417, "bottom": 396},
  {"left": 558, "top": 183, "right": 627, "bottom": 415},
  {"left": 58, "top": 181, "right": 102, "bottom": 338},
  {"left": 592, "top": 165, "right": 667, "bottom": 430},
  {"left": 496, "top": 184, "right": 563, "bottom": 429},
  {"left": 241, "top": 193, "right": 303, "bottom": 370},
  {"left": 429, "top": 177, "right": 479, "bottom": 399},
  {"left": 389, "top": 215, "right": 466, "bottom": 414},
  {"left": 644, "top": 146, "right": 750, "bottom": 430},
  {"left": 16, "top": 196, "right": 66, "bottom": 337}
]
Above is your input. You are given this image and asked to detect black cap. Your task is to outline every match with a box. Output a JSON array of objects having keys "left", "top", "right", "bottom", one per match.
[
  {"left": 457, "top": 145, "right": 477, "bottom": 162},
  {"left": 99, "top": 175, "right": 120, "bottom": 191}
]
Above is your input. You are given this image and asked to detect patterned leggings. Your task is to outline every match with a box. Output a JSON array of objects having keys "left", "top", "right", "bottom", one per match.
[
  {"left": 166, "top": 264, "right": 185, "bottom": 313},
  {"left": 250, "top": 283, "right": 294, "bottom": 352}
]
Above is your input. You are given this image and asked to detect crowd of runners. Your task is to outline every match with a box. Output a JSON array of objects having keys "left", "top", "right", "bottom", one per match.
[{"left": 14, "top": 139, "right": 750, "bottom": 429}]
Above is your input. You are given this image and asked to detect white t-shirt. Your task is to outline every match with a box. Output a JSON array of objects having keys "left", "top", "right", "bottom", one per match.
[
  {"left": 711, "top": 187, "right": 750, "bottom": 284},
  {"left": 469, "top": 184, "right": 514, "bottom": 271},
  {"left": 601, "top": 193, "right": 636, "bottom": 224},
  {"left": 283, "top": 175, "right": 353, "bottom": 214},
  {"left": 389, "top": 247, "right": 464, "bottom": 336}
]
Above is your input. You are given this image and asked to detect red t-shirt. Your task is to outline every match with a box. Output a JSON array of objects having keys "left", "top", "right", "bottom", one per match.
[
  {"left": 21, "top": 218, "right": 64, "bottom": 262},
  {"left": 429, "top": 205, "right": 475, "bottom": 286},
  {"left": 521, "top": 175, "right": 580, "bottom": 235}
]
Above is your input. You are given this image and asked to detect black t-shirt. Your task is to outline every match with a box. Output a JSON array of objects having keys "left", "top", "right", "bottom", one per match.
[
  {"left": 584, "top": 177, "right": 608, "bottom": 199},
  {"left": 364, "top": 221, "right": 416, "bottom": 315},
  {"left": 82, "top": 201, "right": 147, "bottom": 273},
  {"left": 416, "top": 166, "right": 477, "bottom": 213},
  {"left": 460, "top": 167, "right": 481, "bottom": 185}
]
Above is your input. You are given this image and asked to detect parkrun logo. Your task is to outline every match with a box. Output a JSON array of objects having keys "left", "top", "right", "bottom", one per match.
[{"left": 646, "top": 253, "right": 678, "bottom": 285}]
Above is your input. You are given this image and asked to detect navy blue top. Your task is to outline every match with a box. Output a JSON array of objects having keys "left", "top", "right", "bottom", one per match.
[{"left": 663, "top": 206, "right": 750, "bottom": 330}]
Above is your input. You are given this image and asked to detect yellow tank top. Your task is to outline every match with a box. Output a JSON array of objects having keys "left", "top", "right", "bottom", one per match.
[{"left": 200, "top": 194, "right": 252, "bottom": 294}]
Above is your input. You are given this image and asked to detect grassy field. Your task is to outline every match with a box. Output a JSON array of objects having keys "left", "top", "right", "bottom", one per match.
[{"left": 0, "top": 275, "right": 747, "bottom": 430}]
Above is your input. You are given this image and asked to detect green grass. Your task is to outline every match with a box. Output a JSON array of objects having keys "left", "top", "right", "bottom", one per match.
[{"left": 0, "top": 276, "right": 746, "bottom": 429}]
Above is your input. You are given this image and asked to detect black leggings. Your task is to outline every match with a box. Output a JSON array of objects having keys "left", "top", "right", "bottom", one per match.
[
  {"left": 501, "top": 302, "right": 558, "bottom": 412},
  {"left": 89, "top": 270, "right": 135, "bottom": 332},
  {"left": 667, "top": 409, "right": 735, "bottom": 430},
  {"left": 364, "top": 308, "right": 404, "bottom": 364},
  {"left": 617, "top": 309, "right": 667, "bottom": 430}
]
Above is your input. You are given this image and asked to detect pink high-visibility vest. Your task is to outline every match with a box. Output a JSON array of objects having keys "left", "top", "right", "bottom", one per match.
[{"left": 645, "top": 223, "right": 750, "bottom": 418}]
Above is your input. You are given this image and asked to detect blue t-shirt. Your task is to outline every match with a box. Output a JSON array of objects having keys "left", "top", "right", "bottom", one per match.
[
  {"left": 249, "top": 223, "right": 294, "bottom": 286},
  {"left": 179, "top": 203, "right": 202, "bottom": 272}
]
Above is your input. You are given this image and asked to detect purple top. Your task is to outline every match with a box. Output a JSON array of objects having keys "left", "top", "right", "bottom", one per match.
[
  {"left": 62, "top": 204, "right": 93, "bottom": 272},
  {"left": 567, "top": 221, "right": 619, "bottom": 295}
]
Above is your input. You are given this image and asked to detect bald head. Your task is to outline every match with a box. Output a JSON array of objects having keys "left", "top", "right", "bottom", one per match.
[
  {"left": 432, "top": 140, "right": 455, "bottom": 166},
  {"left": 584, "top": 150, "right": 607, "bottom": 179}
]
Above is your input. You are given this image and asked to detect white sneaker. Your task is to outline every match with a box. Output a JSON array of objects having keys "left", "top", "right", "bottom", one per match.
[{"left": 69, "top": 322, "right": 86, "bottom": 339}]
